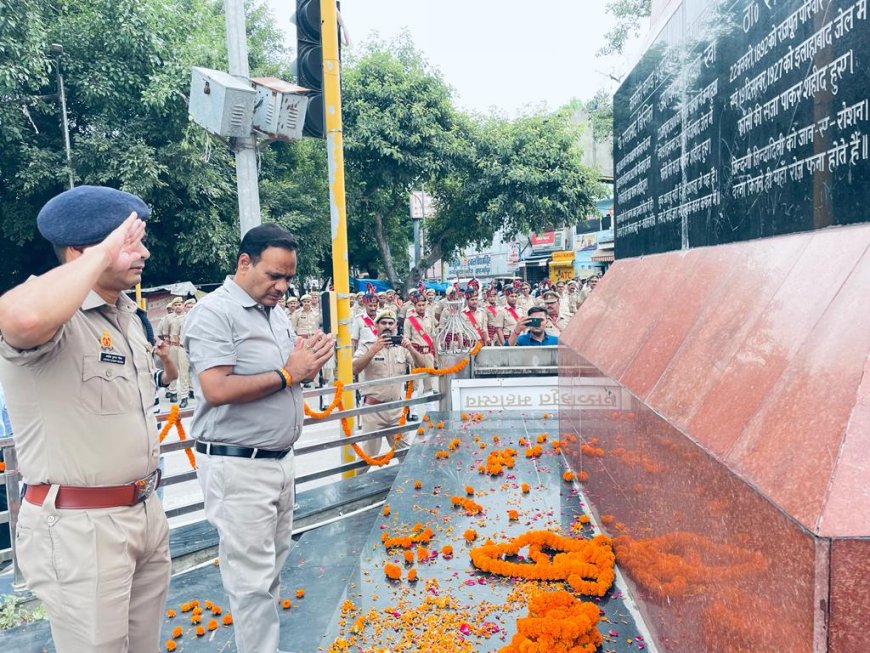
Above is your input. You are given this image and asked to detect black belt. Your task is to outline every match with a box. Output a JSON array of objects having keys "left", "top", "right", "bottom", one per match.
[{"left": 195, "top": 441, "right": 292, "bottom": 459}]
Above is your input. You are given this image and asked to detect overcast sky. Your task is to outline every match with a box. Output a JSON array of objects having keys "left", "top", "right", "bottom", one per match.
[{"left": 264, "top": 0, "right": 646, "bottom": 115}]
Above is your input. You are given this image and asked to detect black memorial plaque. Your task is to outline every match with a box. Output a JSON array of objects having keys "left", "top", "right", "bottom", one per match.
[{"left": 614, "top": 0, "right": 870, "bottom": 259}]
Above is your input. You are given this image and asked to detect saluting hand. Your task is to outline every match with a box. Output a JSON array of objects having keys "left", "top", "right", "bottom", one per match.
[{"left": 97, "top": 212, "right": 147, "bottom": 274}]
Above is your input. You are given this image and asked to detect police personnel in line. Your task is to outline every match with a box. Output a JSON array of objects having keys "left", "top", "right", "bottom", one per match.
[
  {"left": 176, "top": 297, "right": 196, "bottom": 407},
  {"left": 352, "top": 310, "right": 427, "bottom": 468},
  {"left": 403, "top": 292, "right": 437, "bottom": 393},
  {"left": 542, "top": 290, "right": 570, "bottom": 337},
  {"left": 183, "top": 224, "right": 334, "bottom": 653},
  {"left": 291, "top": 293, "right": 320, "bottom": 339},
  {"left": 0, "top": 186, "right": 170, "bottom": 653}
]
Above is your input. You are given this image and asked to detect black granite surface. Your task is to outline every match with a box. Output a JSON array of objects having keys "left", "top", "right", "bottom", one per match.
[{"left": 614, "top": 0, "right": 870, "bottom": 258}]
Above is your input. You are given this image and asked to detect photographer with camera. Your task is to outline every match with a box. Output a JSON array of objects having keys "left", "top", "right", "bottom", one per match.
[
  {"left": 352, "top": 310, "right": 427, "bottom": 468},
  {"left": 507, "top": 306, "right": 559, "bottom": 346}
]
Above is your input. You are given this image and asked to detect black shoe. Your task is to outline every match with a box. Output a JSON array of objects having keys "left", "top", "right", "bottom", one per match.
[
  {"left": 409, "top": 414, "right": 419, "bottom": 422},
  {"left": 188, "top": 390, "right": 194, "bottom": 399},
  {"left": 164, "top": 391, "right": 172, "bottom": 399},
  {"left": 179, "top": 398, "right": 188, "bottom": 408},
  {"left": 154, "top": 397, "right": 160, "bottom": 406},
  {"left": 169, "top": 393, "right": 177, "bottom": 403}
]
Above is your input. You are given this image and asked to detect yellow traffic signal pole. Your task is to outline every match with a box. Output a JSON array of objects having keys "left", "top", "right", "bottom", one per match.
[{"left": 320, "top": 0, "right": 356, "bottom": 477}]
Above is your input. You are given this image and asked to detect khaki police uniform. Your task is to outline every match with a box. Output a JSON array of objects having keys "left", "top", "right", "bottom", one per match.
[
  {"left": 0, "top": 291, "right": 170, "bottom": 653},
  {"left": 351, "top": 312, "right": 379, "bottom": 348},
  {"left": 483, "top": 302, "right": 500, "bottom": 345},
  {"left": 291, "top": 307, "right": 320, "bottom": 338},
  {"left": 493, "top": 302, "right": 523, "bottom": 344},
  {"left": 403, "top": 312, "right": 437, "bottom": 392},
  {"left": 174, "top": 311, "right": 192, "bottom": 399},
  {"left": 183, "top": 277, "right": 302, "bottom": 653},
  {"left": 353, "top": 340, "right": 413, "bottom": 463},
  {"left": 516, "top": 293, "right": 536, "bottom": 314},
  {"left": 462, "top": 306, "right": 489, "bottom": 345}
]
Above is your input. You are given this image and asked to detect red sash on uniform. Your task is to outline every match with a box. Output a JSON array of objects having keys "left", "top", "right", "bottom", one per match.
[
  {"left": 506, "top": 307, "right": 520, "bottom": 322},
  {"left": 407, "top": 315, "right": 434, "bottom": 350},
  {"left": 463, "top": 309, "right": 484, "bottom": 339},
  {"left": 362, "top": 316, "right": 377, "bottom": 336},
  {"left": 486, "top": 305, "right": 497, "bottom": 318}
]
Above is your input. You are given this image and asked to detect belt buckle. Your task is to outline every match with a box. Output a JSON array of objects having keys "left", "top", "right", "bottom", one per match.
[{"left": 133, "top": 469, "right": 161, "bottom": 504}]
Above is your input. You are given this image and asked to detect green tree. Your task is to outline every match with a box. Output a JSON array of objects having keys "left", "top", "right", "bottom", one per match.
[
  {"left": 599, "top": 0, "right": 651, "bottom": 56},
  {"left": 0, "top": 0, "right": 328, "bottom": 290},
  {"left": 342, "top": 34, "right": 459, "bottom": 287},
  {"left": 416, "top": 111, "right": 604, "bottom": 289}
]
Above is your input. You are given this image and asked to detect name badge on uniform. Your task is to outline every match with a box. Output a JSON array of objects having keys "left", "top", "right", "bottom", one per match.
[{"left": 100, "top": 352, "right": 127, "bottom": 365}]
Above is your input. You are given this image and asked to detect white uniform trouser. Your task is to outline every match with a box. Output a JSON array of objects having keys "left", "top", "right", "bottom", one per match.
[
  {"left": 197, "top": 452, "right": 296, "bottom": 653},
  {"left": 16, "top": 491, "right": 170, "bottom": 653}
]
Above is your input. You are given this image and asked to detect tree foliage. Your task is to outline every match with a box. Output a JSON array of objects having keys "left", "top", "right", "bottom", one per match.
[
  {"left": 1, "top": 4, "right": 605, "bottom": 293},
  {"left": 599, "top": 0, "right": 652, "bottom": 56}
]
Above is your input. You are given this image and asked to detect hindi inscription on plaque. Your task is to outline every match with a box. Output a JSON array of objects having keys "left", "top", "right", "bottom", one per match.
[{"left": 614, "top": 0, "right": 870, "bottom": 259}]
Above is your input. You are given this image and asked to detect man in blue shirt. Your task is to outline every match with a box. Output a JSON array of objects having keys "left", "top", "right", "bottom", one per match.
[{"left": 507, "top": 306, "right": 559, "bottom": 346}]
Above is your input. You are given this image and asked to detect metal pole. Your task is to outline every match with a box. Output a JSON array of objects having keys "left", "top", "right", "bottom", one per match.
[
  {"left": 414, "top": 186, "right": 424, "bottom": 267},
  {"left": 54, "top": 50, "right": 74, "bottom": 190},
  {"left": 223, "top": 0, "right": 262, "bottom": 237},
  {"left": 320, "top": 0, "right": 355, "bottom": 477}
]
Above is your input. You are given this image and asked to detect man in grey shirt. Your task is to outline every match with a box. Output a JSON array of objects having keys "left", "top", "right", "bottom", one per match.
[{"left": 183, "top": 224, "right": 334, "bottom": 653}]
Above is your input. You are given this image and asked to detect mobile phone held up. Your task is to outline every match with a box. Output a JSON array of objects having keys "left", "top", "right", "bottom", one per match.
[
  {"left": 388, "top": 335, "right": 404, "bottom": 346},
  {"left": 526, "top": 317, "right": 543, "bottom": 328}
]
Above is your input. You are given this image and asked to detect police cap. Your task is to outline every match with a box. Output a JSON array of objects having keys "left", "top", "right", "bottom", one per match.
[{"left": 37, "top": 185, "right": 151, "bottom": 246}]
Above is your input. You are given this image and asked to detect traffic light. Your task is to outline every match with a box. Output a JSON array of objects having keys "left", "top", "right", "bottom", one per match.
[{"left": 294, "top": 0, "right": 328, "bottom": 138}]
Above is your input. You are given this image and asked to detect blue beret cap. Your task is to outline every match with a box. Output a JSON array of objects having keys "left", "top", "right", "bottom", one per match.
[{"left": 37, "top": 185, "right": 151, "bottom": 246}]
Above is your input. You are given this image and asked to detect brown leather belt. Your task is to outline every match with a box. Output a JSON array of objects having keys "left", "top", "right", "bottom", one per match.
[
  {"left": 364, "top": 396, "right": 384, "bottom": 406},
  {"left": 25, "top": 470, "right": 161, "bottom": 509}
]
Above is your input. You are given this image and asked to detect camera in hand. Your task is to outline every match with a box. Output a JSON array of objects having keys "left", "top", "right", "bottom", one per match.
[
  {"left": 526, "top": 317, "right": 543, "bottom": 327},
  {"left": 388, "top": 335, "right": 404, "bottom": 346}
]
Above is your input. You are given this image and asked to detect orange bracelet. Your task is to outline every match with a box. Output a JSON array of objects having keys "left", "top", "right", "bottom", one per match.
[{"left": 277, "top": 367, "right": 293, "bottom": 388}]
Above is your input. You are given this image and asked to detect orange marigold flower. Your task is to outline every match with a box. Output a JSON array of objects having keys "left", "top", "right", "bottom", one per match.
[
  {"left": 464, "top": 529, "right": 478, "bottom": 542},
  {"left": 461, "top": 412, "right": 470, "bottom": 421},
  {"left": 448, "top": 438, "right": 460, "bottom": 450},
  {"left": 207, "top": 619, "right": 218, "bottom": 631},
  {"left": 165, "top": 609, "right": 176, "bottom": 618},
  {"left": 192, "top": 606, "right": 203, "bottom": 616},
  {"left": 204, "top": 600, "right": 213, "bottom": 609},
  {"left": 435, "top": 450, "right": 450, "bottom": 459},
  {"left": 441, "top": 545, "right": 453, "bottom": 558},
  {"left": 521, "top": 483, "right": 530, "bottom": 494},
  {"left": 537, "top": 433, "right": 548, "bottom": 443},
  {"left": 563, "top": 471, "right": 575, "bottom": 482},
  {"left": 166, "top": 641, "right": 177, "bottom": 652},
  {"left": 211, "top": 606, "right": 222, "bottom": 616},
  {"left": 507, "top": 510, "right": 519, "bottom": 520},
  {"left": 465, "top": 485, "right": 474, "bottom": 496},
  {"left": 382, "top": 505, "right": 391, "bottom": 516},
  {"left": 180, "top": 603, "right": 191, "bottom": 613},
  {"left": 407, "top": 568, "right": 418, "bottom": 581},
  {"left": 436, "top": 421, "right": 444, "bottom": 429},
  {"left": 518, "top": 437, "right": 528, "bottom": 447},
  {"left": 578, "top": 514, "right": 591, "bottom": 524},
  {"left": 190, "top": 615, "right": 202, "bottom": 625},
  {"left": 222, "top": 614, "right": 233, "bottom": 626},
  {"left": 282, "top": 599, "right": 292, "bottom": 609},
  {"left": 492, "top": 434, "right": 501, "bottom": 443},
  {"left": 296, "top": 588, "right": 305, "bottom": 599},
  {"left": 196, "top": 625, "right": 205, "bottom": 637},
  {"left": 416, "top": 427, "right": 425, "bottom": 435},
  {"left": 423, "top": 415, "right": 431, "bottom": 422},
  {"left": 414, "top": 480, "right": 423, "bottom": 489},
  {"left": 403, "top": 550, "right": 415, "bottom": 564},
  {"left": 384, "top": 563, "right": 402, "bottom": 580},
  {"left": 579, "top": 471, "right": 589, "bottom": 482},
  {"left": 172, "top": 625, "right": 182, "bottom": 638},
  {"left": 417, "top": 546, "right": 430, "bottom": 562}
]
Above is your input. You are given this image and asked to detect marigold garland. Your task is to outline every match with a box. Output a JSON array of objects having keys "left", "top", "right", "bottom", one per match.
[
  {"left": 158, "top": 404, "right": 196, "bottom": 469},
  {"left": 470, "top": 531, "right": 616, "bottom": 597},
  {"left": 499, "top": 590, "right": 603, "bottom": 653}
]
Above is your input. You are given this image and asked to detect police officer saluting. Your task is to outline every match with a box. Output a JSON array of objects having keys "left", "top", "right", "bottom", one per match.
[{"left": 0, "top": 186, "right": 170, "bottom": 652}]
